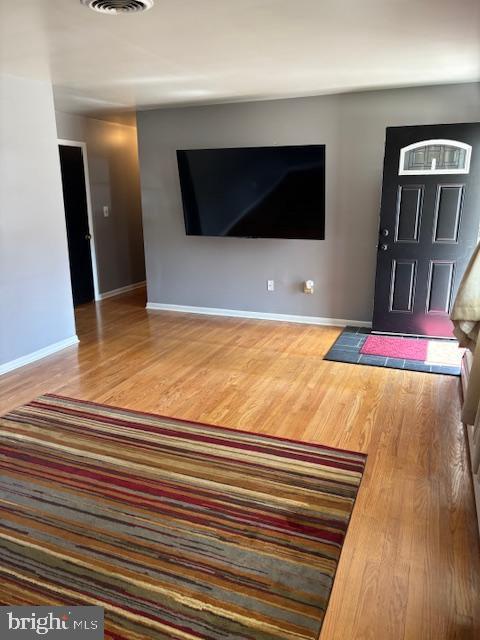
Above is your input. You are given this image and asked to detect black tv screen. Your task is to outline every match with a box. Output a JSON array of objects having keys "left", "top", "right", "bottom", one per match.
[{"left": 176, "top": 145, "right": 325, "bottom": 239}]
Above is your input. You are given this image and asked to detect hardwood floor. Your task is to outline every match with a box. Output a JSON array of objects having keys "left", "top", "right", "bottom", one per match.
[{"left": 0, "top": 288, "right": 479, "bottom": 639}]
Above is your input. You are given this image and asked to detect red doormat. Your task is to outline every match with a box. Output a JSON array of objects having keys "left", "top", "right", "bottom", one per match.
[
  {"left": 361, "top": 335, "right": 426, "bottom": 360},
  {"left": 361, "top": 335, "right": 463, "bottom": 366}
]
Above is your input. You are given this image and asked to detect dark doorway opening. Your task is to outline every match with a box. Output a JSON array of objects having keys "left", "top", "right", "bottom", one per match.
[{"left": 59, "top": 144, "right": 96, "bottom": 306}]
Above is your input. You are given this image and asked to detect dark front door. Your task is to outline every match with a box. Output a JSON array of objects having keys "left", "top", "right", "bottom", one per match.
[
  {"left": 373, "top": 123, "right": 480, "bottom": 337},
  {"left": 59, "top": 145, "right": 95, "bottom": 306}
]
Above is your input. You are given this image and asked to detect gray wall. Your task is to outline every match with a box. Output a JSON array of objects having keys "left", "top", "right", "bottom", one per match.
[
  {"left": 137, "top": 82, "right": 480, "bottom": 322},
  {"left": 55, "top": 112, "right": 146, "bottom": 294},
  {"left": 0, "top": 74, "right": 76, "bottom": 366}
]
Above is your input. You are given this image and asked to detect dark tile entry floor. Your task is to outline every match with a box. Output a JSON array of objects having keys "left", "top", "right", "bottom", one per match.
[{"left": 324, "top": 327, "right": 461, "bottom": 376}]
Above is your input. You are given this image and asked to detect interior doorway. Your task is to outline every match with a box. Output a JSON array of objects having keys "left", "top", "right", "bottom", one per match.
[{"left": 58, "top": 140, "right": 99, "bottom": 306}]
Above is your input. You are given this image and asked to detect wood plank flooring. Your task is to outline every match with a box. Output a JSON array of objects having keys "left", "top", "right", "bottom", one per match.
[{"left": 0, "top": 288, "right": 479, "bottom": 639}]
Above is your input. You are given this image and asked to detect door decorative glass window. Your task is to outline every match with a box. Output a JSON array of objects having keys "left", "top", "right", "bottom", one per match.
[{"left": 399, "top": 139, "right": 472, "bottom": 175}]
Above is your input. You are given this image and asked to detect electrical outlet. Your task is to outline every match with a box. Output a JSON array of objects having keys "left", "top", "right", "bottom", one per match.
[{"left": 267, "top": 279, "right": 275, "bottom": 292}]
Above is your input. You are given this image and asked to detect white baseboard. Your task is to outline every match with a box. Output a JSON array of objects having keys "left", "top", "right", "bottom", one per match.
[
  {"left": 0, "top": 335, "right": 80, "bottom": 376},
  {"left": 96, "top": 281, "right": 146, "bottom": 301},
  {"left": 146, "top": 302, "right": 371, "bottom": 328}
]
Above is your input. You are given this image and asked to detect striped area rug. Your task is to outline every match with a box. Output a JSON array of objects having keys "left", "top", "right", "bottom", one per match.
[{"left": 0, "top": 395, "right": 366, "bottom": 640}]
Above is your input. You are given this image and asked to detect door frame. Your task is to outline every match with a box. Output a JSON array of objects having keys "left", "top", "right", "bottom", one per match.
[{"left": 58, "top": 139, "right": 100, "bottom": 302}]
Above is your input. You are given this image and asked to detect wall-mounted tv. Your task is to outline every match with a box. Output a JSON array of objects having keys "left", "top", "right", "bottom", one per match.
[{"left": 176, "top": 145, "right": 325, "bottom": 239}]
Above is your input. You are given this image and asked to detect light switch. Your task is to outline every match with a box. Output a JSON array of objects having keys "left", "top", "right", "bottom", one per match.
[{"left": 103, "top": 206, "right": 109, "bottom": 218}]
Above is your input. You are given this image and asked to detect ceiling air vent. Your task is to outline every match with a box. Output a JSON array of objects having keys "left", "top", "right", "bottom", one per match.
[{"left": 81, "top": 0, "right": 154, "bottom": 14}]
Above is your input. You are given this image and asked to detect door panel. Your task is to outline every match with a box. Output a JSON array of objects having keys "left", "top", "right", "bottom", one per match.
[
  {"left": 426, "top": 261, "right": 454, "bottom": 313},
  {"left": 59, "top": 145, "right": 95, "bottom": 306},
  {"left": 395, "top": 185, "right": 423, "bottom": 242},
  {"left": 373, "top": 123, "right": 480, "bottom": 337},
  {"left": 390, "top": 260, "right": 416, "bottom": 312},
  {"left": 432, "top": 185, "right": 463, "bottom": 242}
]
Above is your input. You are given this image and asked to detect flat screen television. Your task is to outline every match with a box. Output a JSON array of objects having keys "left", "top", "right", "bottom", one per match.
[{"left": 176, "top": 145, "right": 325, "bottom": 239}]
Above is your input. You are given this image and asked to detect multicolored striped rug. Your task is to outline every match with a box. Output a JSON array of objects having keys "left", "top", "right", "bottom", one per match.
[{"left": 0, "top": 395, "right": 366, "bottom": 640}]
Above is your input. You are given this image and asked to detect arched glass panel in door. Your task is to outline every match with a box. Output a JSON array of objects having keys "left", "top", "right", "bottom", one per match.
[{"left": 399, "top": 139, "right": 472, "bottom": 175}]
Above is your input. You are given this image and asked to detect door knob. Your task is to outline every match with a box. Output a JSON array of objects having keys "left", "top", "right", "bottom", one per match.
[
  {"left": 380, "top": 243, "right": 388, "bottom": 251},
  {"left": 85, "top": 233, "right": 91, "bottom": 240},
  {"left": 380, "top": 228, "right": 389, "bottom": 237}
]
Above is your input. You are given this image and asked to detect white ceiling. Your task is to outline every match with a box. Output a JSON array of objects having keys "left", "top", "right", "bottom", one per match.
[{"left": 1, "top": 0, "right": 479, "bottom": 117}]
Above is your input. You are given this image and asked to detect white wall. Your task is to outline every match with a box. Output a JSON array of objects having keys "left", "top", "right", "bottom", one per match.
[
  {"left": 0, "top": 74, "right": 76, "bottom": 368},
  {"left": 55, "top": 112, "right": 146, "bottom": 294},
  {"left": 137, "top": 82, "right": 480, "bottom": 323}
]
